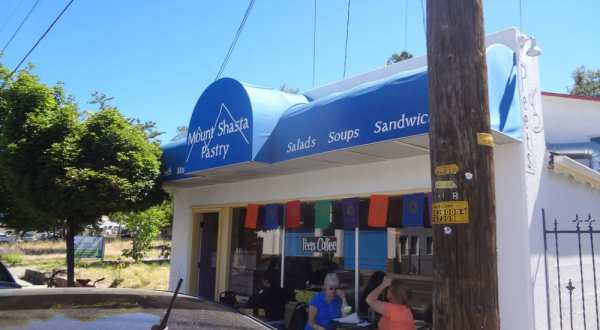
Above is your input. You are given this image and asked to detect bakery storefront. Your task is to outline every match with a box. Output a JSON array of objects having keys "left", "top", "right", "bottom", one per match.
[{"left": 162, "top": 28, "right": 544, "bottom": 328}]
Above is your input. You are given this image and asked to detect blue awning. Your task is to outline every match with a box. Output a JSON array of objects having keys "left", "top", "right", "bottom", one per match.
[
  {"left": 161, "top": 44, "right": 520, "bottom": 182},
  {"left": 184, "top": 78, "right": 308, "bottom": 175},
  {"left": 255, "top": 44, "right": 520, "bottom": 163},
  {"left": 160, "top": 141, "right": 189, "bottom": 182}
]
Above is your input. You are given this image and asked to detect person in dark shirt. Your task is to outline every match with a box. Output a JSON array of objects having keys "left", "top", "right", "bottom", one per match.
[{"left": 253, "top": 274, "right": 287, "bottom": 321}]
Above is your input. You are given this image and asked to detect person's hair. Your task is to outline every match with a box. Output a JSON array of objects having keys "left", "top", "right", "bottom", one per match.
[
  {"left": 388, "top": 279, "right": 410, "bottom": 305},
  {"left": 364, "top": 271, "right": 385, "bottom": 295},
  {"left": 360, "top": 271, "right": 386, "bottom": 312},
  {"left": 323, "top": 272, "right": 340, "bottom": 289}
]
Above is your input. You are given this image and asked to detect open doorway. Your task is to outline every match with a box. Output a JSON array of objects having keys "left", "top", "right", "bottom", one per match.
[{"left": 197, "top": 212, "right": 219, "bottom": 300}]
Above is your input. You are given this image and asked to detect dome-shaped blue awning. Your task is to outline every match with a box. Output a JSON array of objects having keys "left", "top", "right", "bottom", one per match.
[
  {"left": 255, "top": 43, "right": 520, "bottom": 163},
  {"left": 161, "top": 44, "right": 520, "bottom": 183}
]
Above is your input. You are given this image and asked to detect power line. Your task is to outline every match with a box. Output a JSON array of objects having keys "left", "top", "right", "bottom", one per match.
[
  {"left": 404, "top": 0, "right": 408, "bottom": 51},
  {"left": 215, "top": 0, "right": 256, "bottom": 81},
  {"left": 9, "top": 0, "right": 76, "bottom": 77},
  {"left": 2, "top": 0, "right": 42, "bottom": 54},
  {"left": 0, "top": 0, "right": 25, "bottom": 35},
  {"left": 342, "top": 0, "right": 351, "bottom": 79},
  {"left": 420, "top": 0, "right": 426, "bottom": 36},
  {"left": 312, "top": 0, "right": 317, "bottom": 87},
  {"left": 519, "top": 0, "right": 523, "bottom": 31}
]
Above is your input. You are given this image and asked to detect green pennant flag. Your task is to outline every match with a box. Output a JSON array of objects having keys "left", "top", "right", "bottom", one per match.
[{"left": 315, "top": 200, "right": 332, "bottom": 229}]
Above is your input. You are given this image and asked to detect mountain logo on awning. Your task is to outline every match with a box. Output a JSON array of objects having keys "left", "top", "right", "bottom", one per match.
[{"left": 186, "top": 103, "right": 250, "bottom": 162}]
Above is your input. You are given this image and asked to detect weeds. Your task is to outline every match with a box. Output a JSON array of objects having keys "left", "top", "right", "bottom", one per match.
[{"left": 0, "top": 252, "right": 23, "bottom": 266}]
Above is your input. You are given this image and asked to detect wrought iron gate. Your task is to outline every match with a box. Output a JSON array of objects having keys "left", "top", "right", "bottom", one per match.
[{"left": 543, "top": 208, "right": 600, "bottom": 330}]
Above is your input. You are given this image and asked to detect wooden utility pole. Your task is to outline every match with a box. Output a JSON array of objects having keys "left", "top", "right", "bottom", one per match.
[{"left": 426, "top": 1, "right": 500, "bottom": 330}]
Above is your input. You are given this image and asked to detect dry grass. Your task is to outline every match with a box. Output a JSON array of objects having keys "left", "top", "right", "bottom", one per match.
[
  {"left": 76, "top": 261, "right": 169, "bottom": 290},
  {"left": 20, "top": 257, "right": 169, "bottom": 290},
  {"left": 2, "top": 239, "right": 171, "bottom": 290},
  {"left": 2, "top": 239, "right": 169, "bottom": 263}
]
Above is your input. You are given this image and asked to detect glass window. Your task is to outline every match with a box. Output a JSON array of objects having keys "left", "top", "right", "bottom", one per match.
[
  {"left": 426, "top": 236, "right": 433, "bottom": 255},
  {"left": 229, "top": 208, "right": 281, "bottom": 297},
  {"left": 388, "top": 227, "right": 433, "bottom": 276},
  {"left": 410, "top": 236, "right": 419, "bottom": 256}
]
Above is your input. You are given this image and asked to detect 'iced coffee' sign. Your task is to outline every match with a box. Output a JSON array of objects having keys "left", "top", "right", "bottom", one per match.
[{"left": 301, "top": 236, "right": 337, "bottom": 253}]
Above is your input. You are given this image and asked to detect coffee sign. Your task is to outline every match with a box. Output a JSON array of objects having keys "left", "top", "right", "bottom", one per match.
[{"left": 301, "top": 236, "right": 337, "bottom": 253}]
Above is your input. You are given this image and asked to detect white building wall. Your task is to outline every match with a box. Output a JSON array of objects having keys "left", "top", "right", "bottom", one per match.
[
  {"left": 529, "top": 80, "right": 600, "bottom": 330},
  {"left": 165, "top": 27, "right": 594, "bottom": 330},
  {"left": 530, "top": 159, "right": 600, "bottom": 330},
  {"left": 542, "top": 95, "right": 600, "bottom": 144},
  {"left": 168, "top": 143, "right": 535, "bottom": 330}
]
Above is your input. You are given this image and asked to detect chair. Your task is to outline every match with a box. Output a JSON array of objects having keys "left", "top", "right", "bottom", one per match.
[
  {"left": 219, "top": 291, "right": 238, "bottom": 307},
  {"left": 287, "top": 302, "right": 308, "bottom": 330}
]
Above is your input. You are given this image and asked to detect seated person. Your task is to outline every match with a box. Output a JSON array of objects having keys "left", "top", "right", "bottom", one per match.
[
  {"left": 252, "top": 275, "right": 287, "bottom": 321},
  {"left": 359, "top": 270, "right": 386, "bottom": 316},
  {"left": 305, "top": 273, "right": 349, "bottom": 330},
  {"left": 366, "top": 276, "right": 415, "bottom": 330}
]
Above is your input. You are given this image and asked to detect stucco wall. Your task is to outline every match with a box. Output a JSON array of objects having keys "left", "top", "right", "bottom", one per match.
[
  {"left": 543, "top": 95, "right": 600, "bottom": 144},
  {"left": 530, "top": 157, "right": 600, "bottom": 330},
  {"left": 168, "top": 143, "right": 535, "bottom": 330}
]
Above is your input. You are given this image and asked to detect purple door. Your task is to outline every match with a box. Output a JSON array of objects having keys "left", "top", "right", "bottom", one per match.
[{"left": 198, "top": 213, "right": 219, "bottom": 300}]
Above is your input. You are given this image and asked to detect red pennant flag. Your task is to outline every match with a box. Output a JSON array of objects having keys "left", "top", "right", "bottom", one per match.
[
  {"left": 286, "top": 200, "right": 301, "bottom": 229},
  {"left": 244, "top": 204, "right": 259, "bottom": 229},
  {"left": 368, "top": 195, "right": 389, "bottom": 228}
]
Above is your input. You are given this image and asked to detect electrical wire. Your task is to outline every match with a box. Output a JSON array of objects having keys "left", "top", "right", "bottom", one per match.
[
  {"left": 342, "top": 0, "right": 351, "bottom": 79},
  {"left": 9, "top": 0, "right": 76, "bottom": 77},
  {"left": 215, "top": 0, "right": 256, "bottom": 81},
  {"left": 420, "top": 0, "right": 426, "bottom": 36},
  {"left": 404, "top": 0, "right": 408, "bottom": 51},
  {"left": 2, "top": 0, "right": 42, "bottom": 54},
  {"left": 519, "top": 0, "right": 523, "bottom": 31},
  {"left": 0, "top": 0, "right": 25, "bottom": 35},
  {"left": 312, "top": 0, "right": 317, "bottom": 87}
]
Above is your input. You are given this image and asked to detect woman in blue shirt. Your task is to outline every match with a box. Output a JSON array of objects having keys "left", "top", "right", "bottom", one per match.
[{"left": 305, "top": 273, "right": 348, "bottom": 330}]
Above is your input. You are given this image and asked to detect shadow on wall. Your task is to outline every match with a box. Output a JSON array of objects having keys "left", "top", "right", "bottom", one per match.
[{"left": 529, "top": 156, "right": 600, "bottom": 330}]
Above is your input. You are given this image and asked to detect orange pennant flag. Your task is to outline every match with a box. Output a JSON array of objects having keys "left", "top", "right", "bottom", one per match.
[
  {"left": 244, "top": 204, "right": 259, "bottom": 229},
  {"left": 368, "top": 195, "right": 389, "bottom": 228}
]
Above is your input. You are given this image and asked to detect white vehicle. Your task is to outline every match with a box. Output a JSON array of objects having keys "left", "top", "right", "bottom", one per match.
[
  {"left": 21, "top": 232, "right": 38, "bottom": 242},
  {"left": 0, "top": 233, "right": 16, "bottom": 244}
]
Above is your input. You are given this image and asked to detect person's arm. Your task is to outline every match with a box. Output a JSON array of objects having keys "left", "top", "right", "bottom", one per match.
[
  {"left": 307, "top": 305, "right": 326, "bottom": 330},
  {"left": 336, "top": 289, "right": 350, "bottom": 316},
  {"left": 365, "top": 277, "right": 392, "bottom": 315}
]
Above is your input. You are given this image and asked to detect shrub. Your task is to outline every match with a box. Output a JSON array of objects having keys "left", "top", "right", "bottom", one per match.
[{"left": 1, "top": 252, "right": 23, "bottom": 266}]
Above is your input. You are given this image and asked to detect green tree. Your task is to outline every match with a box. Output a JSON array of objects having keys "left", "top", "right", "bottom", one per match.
[
  {"left": 386, "top": 51, "right": 414, "bottom": 65},
  {"left": 111, "top": 200, "right": 172, "bottom": 262},
  {"left": 569, "top": 66, "right": 600, "bottom": 97},
  {"left": 0, "top": 65, "right": 166, "bottom": 285}
]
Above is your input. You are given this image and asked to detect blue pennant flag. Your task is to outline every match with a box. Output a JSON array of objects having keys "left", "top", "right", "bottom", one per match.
[
  {"left": 263, "top": 204, "right": 282, "bottom": 230},
  {"left": 402, "top": 193, "right": 425, "bottom": 227}
]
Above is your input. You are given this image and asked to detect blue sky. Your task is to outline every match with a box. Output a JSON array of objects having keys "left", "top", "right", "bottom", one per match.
[{"left": 1, "top": 0, "right": 599, "bottom": 142}]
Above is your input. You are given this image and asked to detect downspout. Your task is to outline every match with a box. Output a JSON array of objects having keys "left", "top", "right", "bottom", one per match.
[{"left": 547, "top": 142, "right": 600, "bottom": 171}]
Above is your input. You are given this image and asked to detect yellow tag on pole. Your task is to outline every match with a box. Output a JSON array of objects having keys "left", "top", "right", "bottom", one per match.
[
  {"left": 432, "top": 201, "right": 470, "bottom": 224},
  {"left": 434, "top": 164, "right": 459, "bottom": 176},
  {"left": 434, "top": 180, "right": 458, "bottom": 189},
  {"left": 477, "top": 132, "right": 494, "bottom": 147}
]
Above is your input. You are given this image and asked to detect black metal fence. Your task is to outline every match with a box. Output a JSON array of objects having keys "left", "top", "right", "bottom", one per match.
[{"left": 543, "top": 208, "right": 600, "bottom": 330}]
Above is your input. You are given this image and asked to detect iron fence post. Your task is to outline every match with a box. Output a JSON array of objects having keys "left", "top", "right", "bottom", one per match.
[
  {"left": 543, "top": 208, "right": 552, "bottom": 330},
  {"left": 567, "top": 279, "right": 575, "bottom": 330},
  {"left": 575, "top": 215, "right": 588, "bottom": 330},
  {"left": 555, "top": 218, "right": 564, "bottom": 330},
  {"left": 587, "top": 215, "right": 599, "bottom": 330}
]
